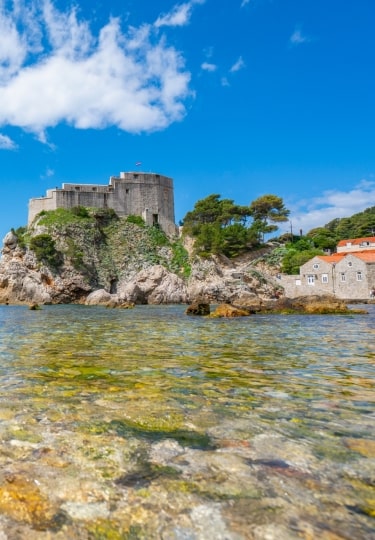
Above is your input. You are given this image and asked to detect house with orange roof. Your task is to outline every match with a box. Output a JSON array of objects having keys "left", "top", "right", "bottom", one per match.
[
  {"left": 279, "top": 236, "right": 375, "bottom": 300},
  {"left": 337, "top": 236, "right": 375, "bottom": 253}
]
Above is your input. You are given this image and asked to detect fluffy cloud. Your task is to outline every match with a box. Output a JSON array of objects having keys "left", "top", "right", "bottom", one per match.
[
  {"left": 0, "top": 1, "right": 194, "bottom": 142},
  {"left": 0, "top": 134, "right": 18, "bottom": 150},
  {"left": 290, "top": 180, "right": 375, "bottom": 234},
  {"left": 155, "top": 0, "right": 205, "bottom": 28},
  {"left": 201, "top": 62, "right": 217, "bottom": 72},
  {"left": 230, "top": 56, "right": 245, "bottom": 73}
]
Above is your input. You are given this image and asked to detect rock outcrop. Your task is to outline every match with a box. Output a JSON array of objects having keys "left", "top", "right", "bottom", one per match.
[
  {"left": 0, "top": 217, "right": 282, "bottom": 306},
  {"left": 186, "top": 301, "right": 210, "bottom": 316},
  {"left": 0, "top": 235, "right": 91, "bottom": 305},
  {"left": 233, "top": 294, "right": 366, "bottom": 314},
  {"left": 209, "top": 304, "right": 250, "bottom": 318},
  {"left": 118, "top": 265, "right": 187, "bottom": 304}
]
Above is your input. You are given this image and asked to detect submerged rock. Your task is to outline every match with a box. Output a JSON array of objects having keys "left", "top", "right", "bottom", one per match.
[
  {"left": 186, "top": 300, "right": 210, "bottom": 316},
  {"left": 29, "top": 303, "right": 41, "bottom": 310},
  {"left": 235, "top": 295, "right": 367, "bottom": 315},
  {"left": 0, "top": 474, "right": 66, "bottom": 531},
  {"left": 210, "top": 304, "right": 250, "bottom": 318}
]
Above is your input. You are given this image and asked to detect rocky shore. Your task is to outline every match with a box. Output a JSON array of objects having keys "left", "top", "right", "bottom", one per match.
[
  {"left": 0, "top": 221, "right": 368, "bottom": 314},
  {"left": 0, "top": 221, "right": 282, "bottom": 306}
]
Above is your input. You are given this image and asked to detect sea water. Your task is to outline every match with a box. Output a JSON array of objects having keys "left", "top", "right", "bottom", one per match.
[{"left": 0, "top": 304, "right": 373, "bottom": 539}]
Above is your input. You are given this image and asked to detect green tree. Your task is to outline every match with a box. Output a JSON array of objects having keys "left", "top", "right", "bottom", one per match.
[
  {"left": 182, "top": 194, "right": 252, "bottom": 257},
  {"left": 307, "top": 227, "right": 337, "bottom": 251},
  {"left": 222, "top": 223, "right": 251, "bottom": 257},
  {"left": 318, "top": 206, "right": 375, "bottom": 240},
  {"left": 281, "top": 248, "right": 324, "bottom": 275},
  {"left": 193, "top": 223, "right": 223, "bottom": 256},
  {"left": 249, "top": 194, "right": 290, "bottom": 241}
]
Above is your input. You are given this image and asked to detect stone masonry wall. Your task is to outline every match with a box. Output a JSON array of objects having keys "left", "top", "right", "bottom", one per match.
[
  {"left": 28, "top": 172, "right": 177, "bottom": 236},
  {"left": 280, "top": 255, "right": 375, "bottom": 300}
]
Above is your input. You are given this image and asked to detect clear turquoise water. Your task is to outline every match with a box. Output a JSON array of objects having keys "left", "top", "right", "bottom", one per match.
[{"left": 0, "top": 304, "right": 374, "bottom": 539}]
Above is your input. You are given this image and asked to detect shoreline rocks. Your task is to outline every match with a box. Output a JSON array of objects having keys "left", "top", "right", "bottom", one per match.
[{"left": 0, "top": 230, "right": 370, "bottom": 312}]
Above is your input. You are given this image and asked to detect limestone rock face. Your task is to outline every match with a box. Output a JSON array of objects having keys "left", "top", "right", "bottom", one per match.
[
  {"left": 0, "top": 245, "right": 53, "bottom": 305},
  {"left": 85, "top": 289, "right": 113, "bottom": 306},
  {"left": 0, "top": 223, "right": 282, "bottom": 306},
  {"left": 0, "top": 231, "right": 91, "bottom": 305},
  {"left": 118, "top": 265, "right": 188, "bottom": 304},
  {"left": 186, "top": 254, "right": 280, "bottom": 304},
  {"left": 2, "top": 231, "right": 18, "bottom": 250}
]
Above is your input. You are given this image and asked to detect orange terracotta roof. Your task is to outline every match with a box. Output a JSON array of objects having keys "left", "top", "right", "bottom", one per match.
[
  {"left": 317, "top": 254, "right": 345, "bottom": 264},
  {"left": 337, "top": 236, "right": 375, "bottom": 247},
  {"left": 352, "top": 251, "right": 375, "bottom": 263}
]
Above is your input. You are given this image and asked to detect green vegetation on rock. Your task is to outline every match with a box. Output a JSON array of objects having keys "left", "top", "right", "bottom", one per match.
[{"left": 29, "top": 234, "right": 62, "bottom": 269}]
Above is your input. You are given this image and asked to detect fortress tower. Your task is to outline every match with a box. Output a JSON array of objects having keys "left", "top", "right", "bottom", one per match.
[{"left": 28, "top": 172, "right": 177, "bottom": 236}]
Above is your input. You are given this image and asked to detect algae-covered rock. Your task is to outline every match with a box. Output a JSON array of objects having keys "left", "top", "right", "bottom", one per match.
[
  {"left": 345, "top": 438, "right": 375, "bottom": 458},
  {"left": 0, "top": 474, "right": 66, "bottom": 531},
  {"left": 186, "top": 300, "right": 210, "bottom": 316},
  {"left": 210, "top": 304, "right": 250, "bottom": 318}
]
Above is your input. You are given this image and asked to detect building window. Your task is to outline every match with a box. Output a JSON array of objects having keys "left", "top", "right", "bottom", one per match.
[
  {"left": 307, "top": 275, "right": 315, "bottom": 285},
  {"left": 340, "top": 273, "right": 346, "bottom": 282},
  {"left": 75, "top": 186, "right": 80, "bottom": 191},
  {"left": 357, "top": 272, "right": 363, "bottom": 281},
  {"left": 313, "top": 263, "right": 319, "bottom": 270},
  {"left": 322, "top": 274, "right": 328, "bottom": 283},
  {"left": 92, "top": 187, "right": 97, "bottom": 191},
  {"left": 348, "top": 261, "right": 352, "bottom": 267},
  {"left": 125, "top": 189, "right": 129, "bottom": 194}
]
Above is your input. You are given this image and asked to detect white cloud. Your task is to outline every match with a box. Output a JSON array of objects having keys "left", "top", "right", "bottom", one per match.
[
  {"left": 41, "top": 168, "right": 55, "bottom": 179},
  {"left": 241, "top": 0, "right": 251, "bottom": 7},
  {"left": 201, "top": 62, "right": 217, "bottom": 72},
  {"left": 154, "top": 0, "right": 205, "bottom": 28},
  {"left": 0, "top": 1, "right": 193, "bottom": 141},
  {"left": 289, "top": 180, "right": 375, "bottom": 234},
  {"left": 221, "top": 77, "right": 230, "bottom": 87},
  {"left": 290, "top": 27, "right": 310, "bottom": 45},
  {"left": 230, "top": 56, "right": 245, "bottom": 73},
  {"left": 0, "top": 134, "right": 18, "bottom": 150}
]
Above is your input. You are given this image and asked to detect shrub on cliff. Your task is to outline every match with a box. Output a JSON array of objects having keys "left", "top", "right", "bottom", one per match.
[{"left": 29, "top": 234, "right": 63, "bottom": 269}]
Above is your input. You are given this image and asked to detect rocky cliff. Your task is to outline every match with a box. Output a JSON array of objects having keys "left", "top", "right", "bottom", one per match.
[{"left": 0, "top": 209, "right": 283, "bottom": 305}]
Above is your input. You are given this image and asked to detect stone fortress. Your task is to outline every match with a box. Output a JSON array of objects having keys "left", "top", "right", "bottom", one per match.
[{"left": 28, "top": 171, "right": 177, "bottom": 236}]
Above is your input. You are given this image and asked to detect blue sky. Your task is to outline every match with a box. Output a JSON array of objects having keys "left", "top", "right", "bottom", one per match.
[{"left": 0, "top": 0, "right": 374, "bottom": 242}]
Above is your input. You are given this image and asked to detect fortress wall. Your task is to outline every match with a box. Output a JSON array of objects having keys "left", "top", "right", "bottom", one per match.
[
  {"left": 55, "top": 189, "right": 110, "bottom": 210},
  {"left": 28, "top": 193, "right": 58, "bottom": 224},
  {"left": 28, "top": 172, "right": 177, "bottom": 235},
  {"left": 110, "top": 173, "right": 176, "bottom": 234}
]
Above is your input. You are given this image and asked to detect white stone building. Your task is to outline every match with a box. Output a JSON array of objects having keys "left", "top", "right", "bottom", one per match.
[{"left": 279, "top": 237, "right": 375, "bottom": 300}]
